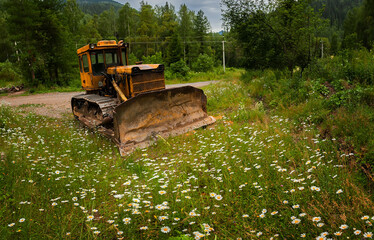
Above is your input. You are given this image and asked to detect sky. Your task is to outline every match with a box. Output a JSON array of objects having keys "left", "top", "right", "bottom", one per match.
[{"left": 115, "top": 0, "right": 223, "bottom": 32}]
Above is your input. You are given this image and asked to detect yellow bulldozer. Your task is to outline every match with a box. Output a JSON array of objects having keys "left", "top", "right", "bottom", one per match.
[{"left": 72, "top": 40, "right": 215, "bottom": 155}]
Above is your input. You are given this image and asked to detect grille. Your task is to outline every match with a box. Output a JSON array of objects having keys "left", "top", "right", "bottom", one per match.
[{"left": 132, "top": 71, "right": 165, "bottom": 95}]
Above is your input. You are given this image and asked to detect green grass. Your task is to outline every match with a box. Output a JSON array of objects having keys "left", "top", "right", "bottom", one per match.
[
  {"left": 0, "top": 79, "right": 373, "bottom": 239},
  {"left": 165, "top": 67, "right": 244, "bottom": 85}
]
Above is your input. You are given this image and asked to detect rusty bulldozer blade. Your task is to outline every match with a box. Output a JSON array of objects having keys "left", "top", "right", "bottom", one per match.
[{"left": 113, "top": 86, "right": 215, "bottom": 155}]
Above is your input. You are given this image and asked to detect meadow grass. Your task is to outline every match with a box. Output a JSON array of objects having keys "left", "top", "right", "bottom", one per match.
[
  {"left": 165, "top": 67, "right": 243, "bottom": 85},
  {"left": 1, "top": 80, "right": 374, "bottom": 239}
]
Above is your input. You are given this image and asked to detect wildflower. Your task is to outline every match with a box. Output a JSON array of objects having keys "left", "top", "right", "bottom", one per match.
[
  {"left": 336, "top": 189, "right": 343, "bottom": 194},
  {"left": 209, "top": 192, "right": 216, "bottom": 197},
  {"left": 283, "top": 200, "right": 288, "bottom": 204},
  {"left": 354, "top": 230, "right": 361, "bottom": 235},
  {"left": 259, "top": 213, "right": 265, "bottom": 218},
  {"left": 262, "top": 209, "right": 267, "bottom": 214},
  {"left": 174, "top": 217, "right": 180, "bottom": 221},
  {"left": 242, "top": 214, "right": 249, "bottom": 218},
  {"left": 19, "top": 218, "right": 25, "bottom": 223},
  {"left": 364, "top": 232, "right": 373, "bottom": 238},
  {"left": 299, "top": 213, "right": 306, "bottom": 217},
  {"left": 93, "top": 230, "right": 100, "bottom": 235},
  {"left": 320, "top": 232, "right": 328, "bottom": 237},
  {"left": 257, "top": 232, "right": 263, "bottom": 237},
  {"left": 123, "top": 217, "right": 131, "bottom": 224},
  {"left": 339, "top": 224, "right": 348, "bottom": 230},
  {"left": 8, "top": 223, "right": 15, "bottom": 227},
  {"left": 87, "top": 215, "right": 94, "bottom": 221},
  {"left": 312, "top": 217, "right": 321, "bottom": 222},
  {"left": 107, "top": 220, "right": 114, "bottom": 224},
  {"left": 159, "top": 190, "right": 166, "bottom": 195},
  {"left": 271, "top": 211, "right": 278, "bottom": 215},
  {"left": 317, "top": 223, "right": 325, "bottom": 227},
  {"left": 300, "top": 233, "right": 306, "bottom": 238},
  {"left": 52, "top": 202, "right": 57, "bottom": 206},
  {"left": 161, "top": 226, "right": 171, "bottom": 233},
  {"left": 292, "top": 219, "right": 301, "bottom": 224},
  {"left": 292, "top": 204, "right": 300, "bottom": 209},
  {"left": 159, "top": 216, "right": 168, "bottom": 221},
  {"left": 66, "top": 232, "right": 70, "bottom": 236},
  {"left": 334, "top": 231, "right": 342, "bottom": 236},
  {"left": 140, "top": 226, "right": 148, "bottom": 230},
  {"left": 72, "top": 197, "right": 78, "bottom": 201},
  {"left": 362, "top": 216, "right": 370, "bottom": 220},
  {"left": 215, "top": 195, "right": 223, "bottom": 200},
  {"left": 315, "top": 236, "right": 326, "bottom": 240},
  {"left": 117, "top": 231, "right": 123, "bottom": 235}
]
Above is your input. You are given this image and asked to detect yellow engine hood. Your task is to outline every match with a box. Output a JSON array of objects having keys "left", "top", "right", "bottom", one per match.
[{"left": 107, "top": 64, "right": 162, "bottom": 75}]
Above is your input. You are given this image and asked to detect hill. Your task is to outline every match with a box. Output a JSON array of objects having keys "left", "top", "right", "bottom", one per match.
[
  {"left": 311, "top": 0, "right": 363, "bottom": 27},
  {"left": 76, "top": 0, "right": 122, "bottom": 15}
]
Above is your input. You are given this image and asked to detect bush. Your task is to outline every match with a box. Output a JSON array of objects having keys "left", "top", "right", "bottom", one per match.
[
  {"left": 0, "top": 60, "right": 23, "bottom": 86},
  {"left": 128, "top": 53, "right": 139, "bottom": 65},
  {"left": 142, "top": 52, "right": 164, "bottom": 65},
  {"left": 191, "top": 54, "right": 215, "bottom": 72},
  {"left": 169, "top": 60, "right": 190, "bottom": 79}
]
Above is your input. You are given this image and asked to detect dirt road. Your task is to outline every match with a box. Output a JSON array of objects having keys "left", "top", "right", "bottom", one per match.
[{"left": 0, "top": 81, "right": 217, "bottom": 118}]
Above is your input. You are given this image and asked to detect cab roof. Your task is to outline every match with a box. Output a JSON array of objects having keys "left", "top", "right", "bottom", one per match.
[{"left": 77, "top": 40, "right": 127, "bottom": 55}]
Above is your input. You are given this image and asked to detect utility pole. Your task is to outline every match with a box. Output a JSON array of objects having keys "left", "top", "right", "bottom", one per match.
[{"left": 222, "top": 40, "right": 226, "bottom": 73}]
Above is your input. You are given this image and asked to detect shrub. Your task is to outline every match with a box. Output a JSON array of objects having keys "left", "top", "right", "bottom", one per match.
[
  {"left": 191, "top": 54, "right": 215, "bottom": 72},
  {"left": 128, "top": 53, "right": 139, "bottom": 65},
  {"left": 0, "top": 60, "right": 23, "bottom": 86},
  {"left": 169, "top": 60, "right": 190, "bottom": 79},
  {"left": 142, "top": 52, "right": 164, "bottom": 65}
]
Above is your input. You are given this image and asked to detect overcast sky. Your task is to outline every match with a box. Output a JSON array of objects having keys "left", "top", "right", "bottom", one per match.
[{"left": 115, "top": 0, "right": 223, "bottom": 32}]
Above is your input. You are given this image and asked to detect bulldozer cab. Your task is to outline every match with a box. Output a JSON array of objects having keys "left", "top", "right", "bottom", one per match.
[{"left": 77, "top": 40, "right": 128, "bottom": 91}]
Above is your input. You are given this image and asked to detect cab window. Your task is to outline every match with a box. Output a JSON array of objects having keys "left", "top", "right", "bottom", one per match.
[
  {"left": 121, "top": 49, "right": 127, "bottom": 65},
  {"left": 90, "top": 51, "right": 105, "bottom": 75},
  {"left": 105, "top": 52, "right": 119, "bottom": 67},
  {"left": 78, "top": 56, "right": 83, "bottom": 72},
  {"left": 82, "top": 54, "right": 89, "bottom": 72}
]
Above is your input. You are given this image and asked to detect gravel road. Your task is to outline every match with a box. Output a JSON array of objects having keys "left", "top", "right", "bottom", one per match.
[{"left": 0, "top": 81, "right": 217, "bottom": 118}]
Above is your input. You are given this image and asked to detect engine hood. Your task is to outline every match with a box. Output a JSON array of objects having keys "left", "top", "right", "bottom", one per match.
[{"left": 107, "top": 64, "right": 164, "bottom": 75}]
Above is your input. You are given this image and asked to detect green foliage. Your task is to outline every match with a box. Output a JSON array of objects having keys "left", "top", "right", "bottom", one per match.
[
  {"left": 142, "top": 52, "right": 164, "bottom": 65},
  {"left": 222, "top": 0, "right": 327, "bottom": 72},
  {"left": 5, "top": 0, "right": 77, "bottom": 87},
  {"left": 166, "top": 33, "right": 183, "bottom": 65},
  {"left": 128, "top": 53, "right": 139, "bottom": 65},
  {"left": 76, "top": 0, "right": 122, "bottom": 15},
  {"left": 0, "top": 61, "right": 23, "bottom": 86},
  {"left": 343, "top": 0, "right": 374, "bottom": 50},
  {"left": 168, "top": 59, "right": 190, "bottom": 79},
  {"left": 191, "top": 54, "right": 215, "bottom": 72},
  {"left": 240, "top": 48, "right": 374, "bottom": 175},
  {"left": 117, "top": 3, "right": 138, "bottom": 39},
  {"left": 311, "top": 0, "right": 363, "bottom": 28}
]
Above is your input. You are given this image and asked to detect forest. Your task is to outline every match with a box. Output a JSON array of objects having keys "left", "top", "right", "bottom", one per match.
[
  {"left": 0, "top": 0, "right": 222, "bottom": 87},
  {"left": 0, "top": 0, "right": 373, "bottom": 87}
]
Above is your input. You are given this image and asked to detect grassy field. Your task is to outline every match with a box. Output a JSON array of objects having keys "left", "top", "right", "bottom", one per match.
[{"left": 1, "top": 77, "right": 374, "bottom": 239}]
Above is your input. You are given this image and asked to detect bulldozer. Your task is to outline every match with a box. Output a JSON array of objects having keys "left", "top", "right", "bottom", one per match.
[{"left": 72, "top": 40, "right": 215, "bottom": 155}]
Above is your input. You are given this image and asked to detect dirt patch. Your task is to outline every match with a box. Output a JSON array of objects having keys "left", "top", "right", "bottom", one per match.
[
  {"left": 0, "top": 91, "right": 82, "bottom": 118},
  {"left": 0, "top": 81, "right": 217, "bottom": 119}
]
